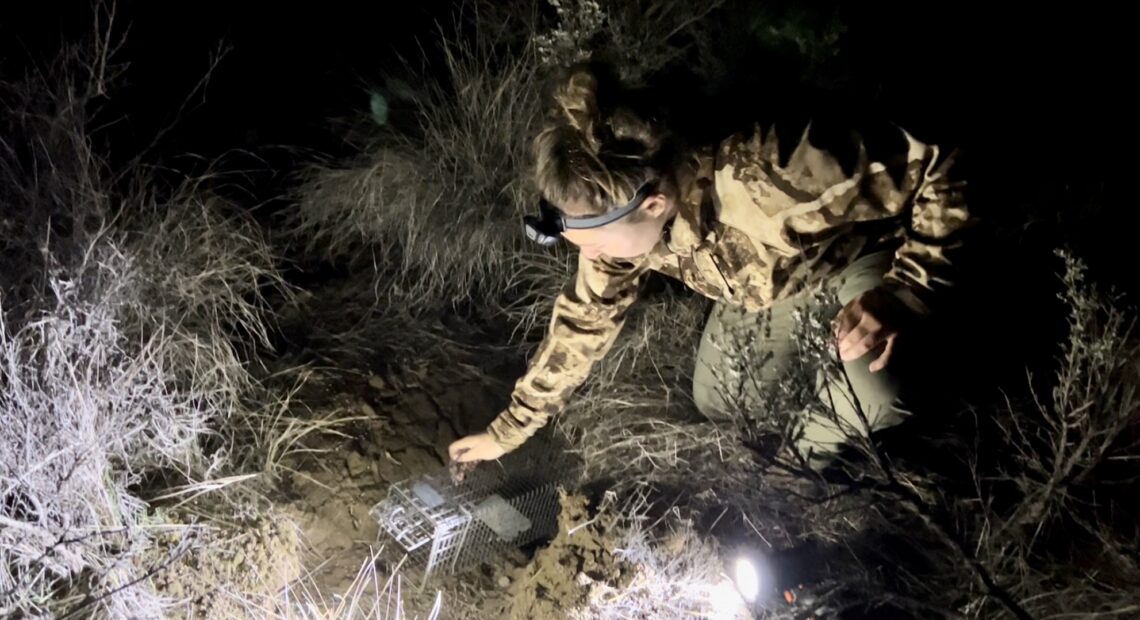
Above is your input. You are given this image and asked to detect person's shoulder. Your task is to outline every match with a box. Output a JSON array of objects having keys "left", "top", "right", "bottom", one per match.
[{"left": 707, "top": 113, "right": 895, "bottom": 174}]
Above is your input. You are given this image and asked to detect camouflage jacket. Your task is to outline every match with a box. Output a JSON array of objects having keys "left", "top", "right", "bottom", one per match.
[{"left": 487, "top": 120, "right": 972, "bottom": 451}]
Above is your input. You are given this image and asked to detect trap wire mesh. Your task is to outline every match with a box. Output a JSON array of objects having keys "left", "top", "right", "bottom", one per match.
[{"left": 371, "top": 449, "right": 575, "bottom": 584}]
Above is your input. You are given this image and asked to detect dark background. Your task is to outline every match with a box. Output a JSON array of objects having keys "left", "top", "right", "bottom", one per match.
[
  {"left": 2, "top": 1, "right": 1134, "bottom": 292},
  {"left": 2, "top": 0, "right": 453, "bottom": 156}
]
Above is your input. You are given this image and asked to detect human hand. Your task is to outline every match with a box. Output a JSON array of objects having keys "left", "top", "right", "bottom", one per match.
[
  {"left": 448, "top": 432, "right": 506, "bottom": 463},
  {"left": 833, "top": 287, "right": 915, "bottom": 372}
]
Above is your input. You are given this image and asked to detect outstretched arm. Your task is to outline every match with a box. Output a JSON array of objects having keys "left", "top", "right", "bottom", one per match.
[{"left": 450, "top": 252, "right": 648, "bottom": 461}]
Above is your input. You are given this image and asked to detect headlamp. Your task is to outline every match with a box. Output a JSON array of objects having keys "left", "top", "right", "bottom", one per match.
[{"left": 523, "top": 181, "right": 657, "bottom": 246}]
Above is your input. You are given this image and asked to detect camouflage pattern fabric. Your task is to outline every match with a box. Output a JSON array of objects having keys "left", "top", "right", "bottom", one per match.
[{"left": 488, "top": 120, "right": 972, "bottom": 451}]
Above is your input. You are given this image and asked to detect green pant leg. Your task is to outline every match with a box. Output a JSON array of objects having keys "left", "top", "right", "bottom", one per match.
[
  {"left": 692, "top": 251, "right": 921, "bottom": 469},
  {"left": 795, "top": 251, "right": 913, "bottom": 469},
  {"left": 692, "top": 295, "right": 807, "bottom": 421}
]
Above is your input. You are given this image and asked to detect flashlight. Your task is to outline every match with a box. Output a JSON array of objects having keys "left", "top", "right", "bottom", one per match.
[
  {"left": 733, "top": 555, "right": 763, "bottom": 602},
  {"left": 705, "top": 553, "right": 770, "bottom": 619},
  {"left": 522, "top": 212, "right": 562, "bottom": 246}
]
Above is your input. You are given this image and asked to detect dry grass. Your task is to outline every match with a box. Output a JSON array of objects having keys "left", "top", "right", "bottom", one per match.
[
  {"left": 556, "top": 288, "right": 731, "bottom": 475},
  {"left": 0, "top": 176, "right": 313, "bottom": 618},
  {"left": 286, "top": 14, "right": 568, "bottom": 322},
  {"left": 0, "top": 10, "right": 349, "bottom": 616},
  {"left": 277, "top": 550, "right": 445, "bottom": 620},
  {"left": 571, "top": 489, "right": 749, "bottom": 620}
]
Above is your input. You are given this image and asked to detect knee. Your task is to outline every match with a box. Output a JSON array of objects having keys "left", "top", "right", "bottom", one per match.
[
  {"left": 692, "top": 361, "right": 720, "bottom": 419},
  {"left": 822, "top": 357, "right": 908, "bottom": 431},
  {"left": 694, "top": 357, "right": 751, "bottom": 423}
]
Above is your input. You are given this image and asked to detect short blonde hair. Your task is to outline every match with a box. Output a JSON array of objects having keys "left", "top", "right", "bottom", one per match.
[{"left": 533, "top": 65, "right": 675, "bottom": 217}]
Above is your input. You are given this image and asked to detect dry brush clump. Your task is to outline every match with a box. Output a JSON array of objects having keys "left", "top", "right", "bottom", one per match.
[
  {"left": 954, "top": 250, "right": 1140, "bottom": 618},
  {"left": 286, "top": 12, "right": 565, "bottom": 318},
  {"left": 532, "top": 0, "right": 725, "bottom": 83},
  {"left": 738, "top": 251, "right": 1140, "bottom": 617},
  {"left": 571, "top": 488, "right": 749, "bottom": 620},
  {"left": 0, "top": 18, "right": 329, "bottom": 618}
]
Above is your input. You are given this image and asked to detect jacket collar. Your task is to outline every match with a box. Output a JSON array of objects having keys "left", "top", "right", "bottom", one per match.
[{"left": 662, "top": 146, "right": 717, "bottom": 257}]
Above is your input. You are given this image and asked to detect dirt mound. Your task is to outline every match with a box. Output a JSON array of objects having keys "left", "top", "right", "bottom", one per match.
[
  {"left": 474, "top": 489, "right": 753, "bottom": 620},
  {"left": 151, "top": 515, "right": 302, "bottom": 618},
  {"left": 482, "top": 491, "right": 633, "bottom": 619}
]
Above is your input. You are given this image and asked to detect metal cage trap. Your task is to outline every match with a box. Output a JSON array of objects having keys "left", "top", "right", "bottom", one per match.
[{"left": 370, "top": 450, "right": 572, "bottom": 584}]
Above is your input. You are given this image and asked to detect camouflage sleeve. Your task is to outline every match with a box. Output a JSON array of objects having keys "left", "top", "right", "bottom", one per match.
[
  {"left": 486, "top": 252, "right": 648, "bottom": 452},
  {"left": 881, "top": 140, "right": 974, "bottom": 315}
]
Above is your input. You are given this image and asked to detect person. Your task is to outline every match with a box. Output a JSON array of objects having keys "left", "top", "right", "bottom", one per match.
[{"left": 448, "top": 64, "right": 972, "bottom": 471}]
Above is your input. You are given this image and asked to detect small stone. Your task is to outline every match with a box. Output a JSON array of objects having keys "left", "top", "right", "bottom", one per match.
[
  {"left": 497, "top": 575, "right": 511, "bottom": 588},
  {"left": 345, "top": 453, "right": 370, "bottom": 477}
]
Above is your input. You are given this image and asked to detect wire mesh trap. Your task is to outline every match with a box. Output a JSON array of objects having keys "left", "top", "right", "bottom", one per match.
[{"left": 370, "top": 451, "right": 570, "bottom": 584}]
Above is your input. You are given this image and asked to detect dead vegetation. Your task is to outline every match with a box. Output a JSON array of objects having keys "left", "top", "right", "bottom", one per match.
[
  {"left": 3, "top": 1, "right": 1137, "bottom": 619},
  {"left": 0, "top": 10, "right": 341, "bottom": 618}
]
